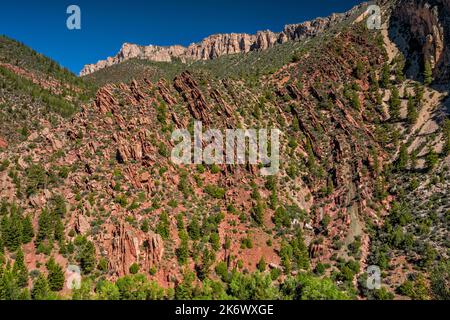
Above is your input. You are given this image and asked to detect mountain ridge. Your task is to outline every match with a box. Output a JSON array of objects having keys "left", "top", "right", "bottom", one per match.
[{"left": 80, "top": 4, "right": 366, "bottom": 76}]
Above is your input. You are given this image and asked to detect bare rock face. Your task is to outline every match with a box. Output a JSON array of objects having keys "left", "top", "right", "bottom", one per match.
[
  {"left": 0, "top": 136, "right": 7, "bottom": 149},
  {"left": 80, "top": 43, "right": 187, "bottom": 76},
  {"left": 108, "top": 223, "right": 164, "bottom": 277},
  {"left": 79, "top": 6, "right": 364, "bottom": 76},
  {"left": 75, "top": 214, "right": 90, "bottom": 235},
  {"left": 95, "top": 85, "right": 118, "bottom": 113},
  {"left": 392, "top": 0, "right": 450, "bottom": 82},
  {"left": 174, "top": 71, "right": 211, "bottom": 124}
]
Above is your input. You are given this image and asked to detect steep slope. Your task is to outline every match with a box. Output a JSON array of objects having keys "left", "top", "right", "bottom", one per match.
[
  {"left": 0, "top": 36, "right": 96, "bottom": 148},
  {"left": 1, "top": 17, "right": 393, "bottom": 299},
  {"left": 0, "top": 0, "right": 448, "bottom": 301}
]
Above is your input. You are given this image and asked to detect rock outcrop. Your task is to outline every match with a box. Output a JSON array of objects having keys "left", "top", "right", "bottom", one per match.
[
  {"left": 108, "top": 223, "right": 164, "bottom": 277},
  {"left": 0, "top": 136, "right": 7, "bottom": 149},
  {"left": 80, "top": 7, "right": 363, "bottom": 76},
  {"left": 391, "top": 0, "right": 450, "bottom": 82},
  {"left": 174, "top": 71, "right": 212, "bottom": 124}
]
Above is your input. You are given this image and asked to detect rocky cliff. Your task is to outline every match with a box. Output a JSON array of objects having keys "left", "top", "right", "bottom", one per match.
[
  {"left": 80, "top": 9, "right": 360, "bottom": 76},
  {"left": 390, "top": 0, "right": 450, "bottom": 83}
]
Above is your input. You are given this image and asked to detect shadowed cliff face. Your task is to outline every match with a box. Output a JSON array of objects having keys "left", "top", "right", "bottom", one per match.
[
  {"left": 79, "top": 6, "right": 365, "bottom": 76},
  {"left": 390, "top": 0, "right": 450, "bottom": 83}
]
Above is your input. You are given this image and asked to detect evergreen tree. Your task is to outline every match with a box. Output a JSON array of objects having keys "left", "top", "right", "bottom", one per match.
[
  {"left": 443, "top": 119, "right": 450, "bottom": 156},
  {"left": 397, "top": 144, "right": 409, "bottom": 171},
  {"left": 395, "top": 54, "right": 405, "bottom": 83},
  {"left": 13, "top": 248, "right": 28, "bottom": 287},
  {"left": 257, "top": 256, "right": 267, "bottom": 272},
  {"left": 31, "top": 274, "right": 49, "bottom": 300},
  {"left": 280, "top": 240, "right": 293, "bottom": 274},
  {"left": 140, "top": 219, "right": 149, "bottom": 233},
  {"left": 0, "top": 266, "right": 21, "bottom": 300},
  {"left": 46, "top": 257, "right": 65, "bottom": 291},
  {"left": 198, "top": 249, "right": 214, "bottom": 280},
  {"left": 156, "top": 212, "right": 170, "bottom": 240},
  {"left": 54, "top": 216, "right": 64, "bottom": 242},
  {"left": 97, "top": 281, "right": 120, "bottom": 300},
  {"left": 351, "top": 91, "right": 361, "bottom": 110},
  {"left": 414, "top": 83, "right": 425, "bottom": 103},
  {"left": 79, "top": 240, "right": 96, "bottom": 274},
  {"left": 21, "top": 215, "right": 34, "bottom": 244},
  {"left": 252, "top": 200, "right": 265, "bottom": 226},
  {"left": 407, "top": 95, "right": 418, "bottom": 125},
  {"left": 389, "top": 87, "right": 401, "bottom": 120},
  {"left": 424, "top": 60, "right": 433, "bottom": 85},
  {"left": 425, "top": 149, "right": 439, "bottom": 171},
  {"left": 292, "top": 230, "right": 310, "bottom": 270},
  {"left": 381, "top": 63, "right": 390, "bottom": 88},
  {"left": 51, "top": 194, "right": 67, "bottom": 217},
  {"left": 175, "top": 272, "right": 195, "bottom": 300},
  {"left": 369, "top": 70, "right": 379, "bottom": 92},
  {"left": 327, "top": 175, "right": 334, "bottom": 195},
  {"left": 188, "top": 215, "right": 201, "bottom": 241},
  {"left": 355, "top": 60, "right": 364, "bottom": 80},
  {"left": 0, "top": 231, "right": 4, "bottom": 254},
  {"left": 36, "top": 209, "right": 52, "bottom": 247},
  {"left": 306, "top": 139, "right": 316, "bottom": 170},
  {"left": 1, "top": 213, "right": 22, "bottom": 252}
]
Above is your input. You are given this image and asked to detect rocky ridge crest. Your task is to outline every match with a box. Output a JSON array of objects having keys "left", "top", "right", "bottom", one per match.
[{"left": 79, "top": 8, "right": 362, "bottom": 76}]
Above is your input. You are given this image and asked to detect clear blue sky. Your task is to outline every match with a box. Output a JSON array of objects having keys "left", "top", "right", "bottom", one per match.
[{"left": 0, "top": 0, "right": 365, "bottom": 74}]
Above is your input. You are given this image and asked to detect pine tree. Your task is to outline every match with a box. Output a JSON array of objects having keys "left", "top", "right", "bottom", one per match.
[
  {"left": 414, "top": 83, "right": 425, "bottom": 103},
  {"left": 13, "top": 248, "right": 28, "bottom": 287},
  {"left": 381, "top": 63, "right": 390, "bottom": 88},
  {"left": 389, "top": 87, "right": 401, "bottom": 120},
  {"left": 280, "top": 240, "right": 292, "bottom": 274},
  {"left": 397, "top": 144, "right": 409, "bottom": 171},
  {"left": 36, "top": 209, "right": 52, "bottom": 247},
  {"left": 31, "top": 274, "right": 49, "bottom": 300},
  {"left": 426, "top": 149, "right": 439, "bottom": 171},
  {"left": 51, "top": 194, "right": 67, "bottom": 217},
  {"left": 188, "top": 216, "right": 201, "bottom": 241},
  {"left": 424, "top": 60, "right": 433, "bottom": 85},
  {"left": 292, "top": 230, "right": 310, "bottom": 270},
  {"left": 0, "top": 266, "right": 21, "bottom": 300},
  {"left": 140, "top": 219, "right": 149, "bottom": 233},
  {"left": 252, "top": 200, "right": 265, "bottom": 226},
  {"left": 257, "top": 256, "right": 267, "bottom": 272},
  {"left": 79, "top": 240, "right": 96, "bottom": 274},
  {"left": 46, "top": 257, "right": 65, "bottom": 291},
  {"left": 443, "top": 119, "right": 450, "bottom": 156},
  {"left": 1, "top": 213, "right": 22, "bottom": 252},
  {"left": 0, "top": 232, "right": 4, "bottom": 254},
  {"left": 327, "top": 175, "right": 334, "bottom": 195},
  {"left": 176, "top": 230, "right": 189, "bottom": 266},
  {"left": 306, "top": 139, "right": 316, "bottom": 170},
  {"left": 21, "top": 215, "right": 34, "bottom": 244},
  {"left": 355, "top": 60, "right": 364, "bottom": 80},
  {"left": 351, "top": 91, "right": 361, "bottom": 110},
  {"left": 407, "top": 95, "right": 418, "bottom": 125},
  {"left": 156, "top": 212, "right": 170, "bottom": 240},
  {"left": 54, "top": 216, "right": 64, "bottom": 242},
  {"left": 395, "top": 54, "right": 405, "bottom": 83},
  {"left": 369, "top": 70, "right": 379, "bottom": 92}
]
